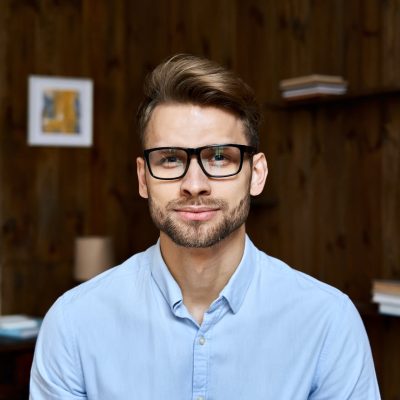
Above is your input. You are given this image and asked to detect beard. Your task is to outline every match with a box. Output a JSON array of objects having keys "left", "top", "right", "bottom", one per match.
[{"left": 148, "top": 193, "right": 251, "bottom": 248}]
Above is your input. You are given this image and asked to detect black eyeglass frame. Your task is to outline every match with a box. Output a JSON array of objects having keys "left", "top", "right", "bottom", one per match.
[{"left": 143, "top": 143, "right": 257, "bottom": 180}]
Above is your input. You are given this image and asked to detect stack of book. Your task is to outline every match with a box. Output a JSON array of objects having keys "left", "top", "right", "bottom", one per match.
[
  {"left": 279, "top": 74, "right": 348, "bottom": 101},
  {"left": 372, "top": 280, "right": 400, "bottom": 317},
  {"left": 0, "top": 314, "right": 42, "bottom": 339}
]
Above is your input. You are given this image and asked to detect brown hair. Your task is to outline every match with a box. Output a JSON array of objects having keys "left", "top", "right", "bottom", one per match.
[{"left": 137, "top": 54, "right": 260, "bottom": 149}]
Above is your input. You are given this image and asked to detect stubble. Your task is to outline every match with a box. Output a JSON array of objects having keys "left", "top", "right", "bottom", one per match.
[{"left": 148, "top": 194, "right": 251, "bottom": 248}]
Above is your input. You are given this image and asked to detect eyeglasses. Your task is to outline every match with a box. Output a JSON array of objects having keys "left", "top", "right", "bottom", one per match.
[{"left": 143, "top": 144, "right": 256, "bottom": 180}]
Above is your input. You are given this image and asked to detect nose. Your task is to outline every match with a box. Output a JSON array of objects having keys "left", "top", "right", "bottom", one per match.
[{"left": 180, "top": 156, "right": 211, "bottom": 198}]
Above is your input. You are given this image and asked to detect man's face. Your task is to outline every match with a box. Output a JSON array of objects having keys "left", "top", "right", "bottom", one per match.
[{"left": 137, "top": 103, "right": 266, "bottom": 248}]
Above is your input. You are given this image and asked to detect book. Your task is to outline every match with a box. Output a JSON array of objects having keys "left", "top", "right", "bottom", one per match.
[
  {"left": 372, "top": 279, "right": 400, "bottom": 296},
  {"left": 279, "top": 74, "right": 348, "bottom": 101},
  {"left": 0, "top": 314, "right": 39, "bottom": 330},
  {"left": 0, "top": 315, "right": 42, "bottom": 339},
  {"left": 378, "top": 302, "right": 400, "bottom": 317},
  {"left": 372, "top": 292, "right": 400, "bottom": 306},
  {"left": 279, "top": 74, "right": 346, "bottom": 90},
  {"left": 0, "top": 325, "right": 40, "bottom": 339},
  {"left": 282, "top": 85, "right": 347, "bottom": 99}
]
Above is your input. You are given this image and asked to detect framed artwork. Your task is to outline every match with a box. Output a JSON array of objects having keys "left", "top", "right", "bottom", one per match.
[{"left": 28, "top": 76, "right": 93, "bottom": 147}]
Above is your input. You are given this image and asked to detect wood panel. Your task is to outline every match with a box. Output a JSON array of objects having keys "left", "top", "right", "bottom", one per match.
[
  {"left": 1, "top": 0, "right": 400, "bottom": 397},
  {"left": 382, "top": 0, "right": 400, "bottom": 86},
  {"left": 382, "top": 99, "right": 400, "bottom": 280}
]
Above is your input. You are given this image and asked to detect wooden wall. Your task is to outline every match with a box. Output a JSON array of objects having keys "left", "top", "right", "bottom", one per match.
[{"left": 0, "top": 0, "right": 400, "bottom": 397}]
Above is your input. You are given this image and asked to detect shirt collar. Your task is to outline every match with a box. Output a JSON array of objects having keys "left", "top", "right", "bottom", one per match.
[
  {"left": 219, "top": 235, "right": 257, "bottom": 314},
  {"left": 150, "top": 235, "right": 257, "bottom": 314},
  {"left": 151, "top": 240, "right": 184, "bottom": 312}
]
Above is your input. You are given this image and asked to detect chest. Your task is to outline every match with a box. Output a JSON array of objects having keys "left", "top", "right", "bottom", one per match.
[{"left": 78, "top": 308, "right": 323, "bottom": 400}]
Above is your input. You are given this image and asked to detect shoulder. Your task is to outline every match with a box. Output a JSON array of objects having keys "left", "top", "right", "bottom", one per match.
[
  {"left": 255, "top": 246, "right": 348, "bottom": 304},
  {"left": 48, "top": 244, "right": 156, "bottom": 322},
  {"left": 248, "top": 245, "right": 361, "bottom": 335},
  {"left": 252, "top": 247, "right": 377, "bottom": 381}
]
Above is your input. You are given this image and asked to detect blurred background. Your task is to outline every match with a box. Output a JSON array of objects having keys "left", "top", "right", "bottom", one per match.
[{"left": 0, "top": 0, "right": 399, "bottom": 398}]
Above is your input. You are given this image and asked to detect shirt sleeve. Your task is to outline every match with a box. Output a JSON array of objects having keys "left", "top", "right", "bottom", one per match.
[
  {"left": 30, "top": 296, "right": 86, "bottom": 399},
  {"left": 309, "top": 296, "right": 381, "bottom": 400}
]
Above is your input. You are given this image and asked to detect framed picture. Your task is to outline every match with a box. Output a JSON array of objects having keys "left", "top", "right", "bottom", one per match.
[{"left": 28, "top": 76, "right": 93, "bottom": 147}]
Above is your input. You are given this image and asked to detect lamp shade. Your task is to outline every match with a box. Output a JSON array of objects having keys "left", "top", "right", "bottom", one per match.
[{"left": 74, "top": 236, "right": 114, "bottom": 281}]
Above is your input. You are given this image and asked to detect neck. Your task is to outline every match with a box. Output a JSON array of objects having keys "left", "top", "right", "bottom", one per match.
[{"left": 159, "top": 226, "right": 246, "bottom": 325}]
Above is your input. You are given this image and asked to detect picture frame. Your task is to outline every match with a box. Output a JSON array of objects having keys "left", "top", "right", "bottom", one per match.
[{"left": 28, "top": 76, "right": 93, "bottom": 147}]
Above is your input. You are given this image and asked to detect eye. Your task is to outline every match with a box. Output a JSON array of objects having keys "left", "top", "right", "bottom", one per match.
[
  {"left": 155, "top": 151, "right": 185, "bottom": 168},
  {"left": 208, "top": 149, "right": 232, "bottom": 165},
  {"left": 162, "top": 155, "right": 179, "bottom": 163},
  {"left": 212, "top": 153, "right": 226, "bottom": 162}
]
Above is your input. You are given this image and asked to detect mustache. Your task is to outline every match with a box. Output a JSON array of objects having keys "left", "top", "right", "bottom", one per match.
[{"left": 166, "top": 197, "right": 228, "bottom": 210}]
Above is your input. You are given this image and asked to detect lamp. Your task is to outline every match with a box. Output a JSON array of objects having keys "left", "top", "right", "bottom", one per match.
[{"left": 74, "top": 236, "right": 114, "bottom": 281}]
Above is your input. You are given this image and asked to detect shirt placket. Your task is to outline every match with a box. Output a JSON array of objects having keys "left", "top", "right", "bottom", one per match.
[{"left": 192, "top": 298, "right": 229, "bottom": 400}]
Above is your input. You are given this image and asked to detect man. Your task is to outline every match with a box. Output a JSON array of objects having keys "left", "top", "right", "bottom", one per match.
[{"left": 30, "top": 54, "right": 380, "bottom": 399}]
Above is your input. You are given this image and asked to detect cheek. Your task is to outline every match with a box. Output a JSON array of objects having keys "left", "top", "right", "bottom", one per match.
[
  {"left": 147, "top": 181, "right": 180, "bottom": 203},
  {"left": 214, "top": 178, "right": 250, "bottom": 203}
]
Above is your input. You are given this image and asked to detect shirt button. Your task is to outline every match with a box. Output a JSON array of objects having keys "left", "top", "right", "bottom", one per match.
[{"left": 199, "top": 336, "right": 206, "bottom": 345}]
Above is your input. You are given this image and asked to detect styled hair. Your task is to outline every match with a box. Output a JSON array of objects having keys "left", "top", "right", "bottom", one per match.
[{"left": 137, "top": 54, "right": 260, "bottom": 149}]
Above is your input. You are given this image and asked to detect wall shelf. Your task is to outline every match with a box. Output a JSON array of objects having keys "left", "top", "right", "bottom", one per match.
[{"left": 264, "top": 87, "right": 400, "bottom": 110}]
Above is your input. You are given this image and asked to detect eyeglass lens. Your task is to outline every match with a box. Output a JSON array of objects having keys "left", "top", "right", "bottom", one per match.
[{"left": 148, "top": 146, "right": 243, "bottom": 179}]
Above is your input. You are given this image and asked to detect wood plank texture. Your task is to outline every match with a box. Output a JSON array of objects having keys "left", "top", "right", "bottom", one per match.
[{"left": 0, "top": 0, "right": 400, "bottom": 397}]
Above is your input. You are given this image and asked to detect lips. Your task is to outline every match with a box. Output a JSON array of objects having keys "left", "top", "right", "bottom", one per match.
[{"left": 174, "top": 206, "right": 220, "bottom": 222}]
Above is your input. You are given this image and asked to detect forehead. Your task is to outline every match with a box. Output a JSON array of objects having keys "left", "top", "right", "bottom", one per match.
[{"left": 144, "top": 103, "right": 247, "bottom": 148}]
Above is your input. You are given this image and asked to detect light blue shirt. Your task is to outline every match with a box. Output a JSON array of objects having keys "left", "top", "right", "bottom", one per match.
[{"left": 30, "top": 236, "right": 380, "bottom": 399}]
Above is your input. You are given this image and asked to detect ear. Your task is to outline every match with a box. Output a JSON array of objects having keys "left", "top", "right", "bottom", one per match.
[
  {"left": 250, "top": 152, "right": 268, "bottom": 196},
  {"left": 137, "top": 157, "right": 149, "bottom": 199}
]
